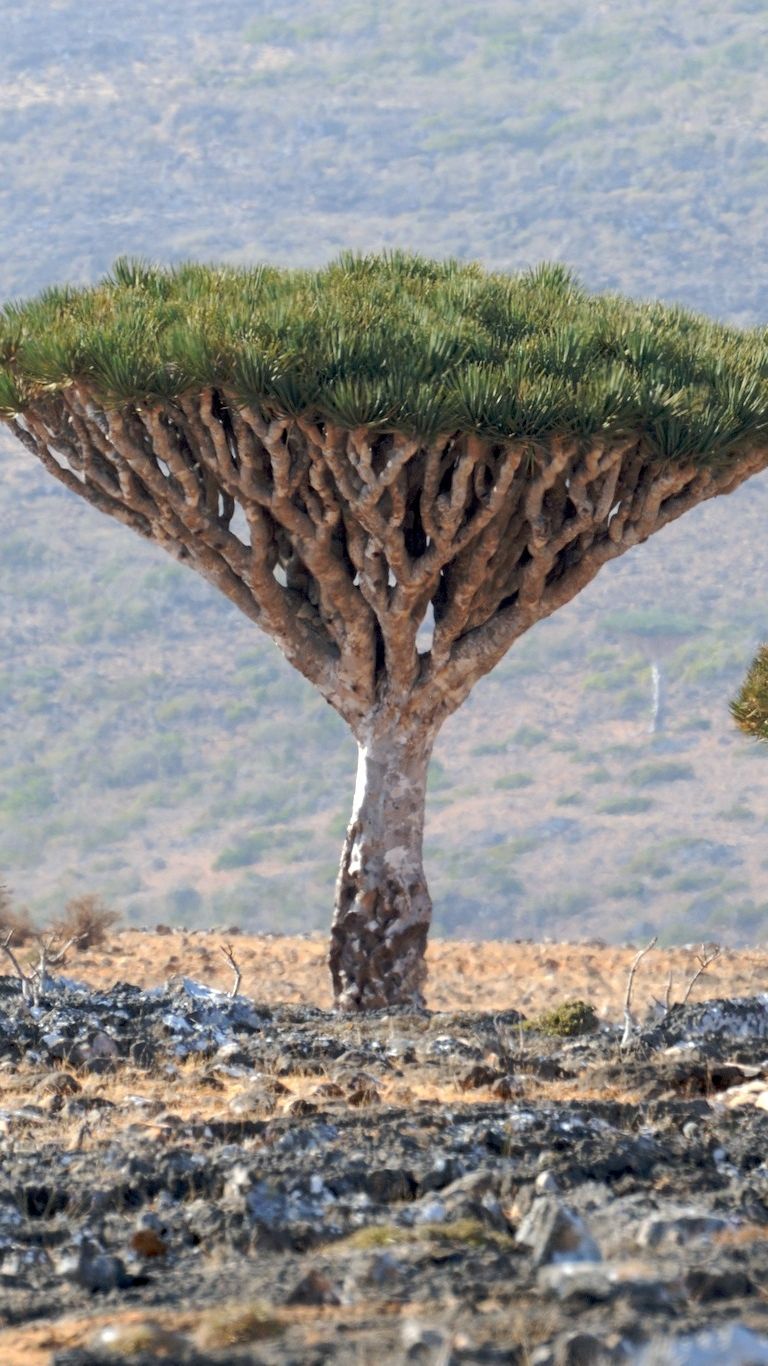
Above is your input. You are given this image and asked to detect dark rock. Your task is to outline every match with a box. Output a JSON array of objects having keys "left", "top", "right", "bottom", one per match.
[
  {"left": 36, "top": 1070, "right": 81, "bottom": 1095},
  {"left": 684, "top": 1266, "right": 755, "bottom": 1300},
  {"left": 56, "top": 1242, "right": 135, "bottom": 1292},
  {"left": 516, "top": 1198, "right": 601, "bottom": 1267},
  {"left": 368, "top": 1167, "right": 418, "bottom": 1202},
  {"left": 284, "top": 1267, "right": 341, "bottom": 1305},
  {"left": 552, "top": 1330, "right": 618, "bottom": 1365},
  {"left": 459, "top": 1063, "right": 505, "bottom": 1090},
  {"left": 637, "top": 1211, "right": 732, "bottom": 1248},
  {"left": 348, "top": 1085, "right": 381, "bottom": 1106}
]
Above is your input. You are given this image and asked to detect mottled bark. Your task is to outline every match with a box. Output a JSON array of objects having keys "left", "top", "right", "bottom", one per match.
[
  {"left": 330, "top": 717, "right": 437, "bottom": 1011},
  {"left": 6, "top": 387, "right": 768, "bottom": 1008}
]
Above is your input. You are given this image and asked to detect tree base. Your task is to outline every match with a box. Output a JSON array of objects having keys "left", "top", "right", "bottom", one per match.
[
  {"left": 329, "top": 724, "right": 434, "bottom": 1011},
  {"left": 329, "top": 864, "right": 431, "bottom": 1011}
]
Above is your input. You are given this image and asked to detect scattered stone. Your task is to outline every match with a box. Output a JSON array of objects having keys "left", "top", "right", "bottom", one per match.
[
  {"left": 56, "top": 1242, "right": 134, "bottom": 1293},
  {"left": 636, "top": 1210, "right": 732, "bottom": 1248},
  {"left": 36, "top": 1070, "right": 81, "bottom": 1095},
  {"left": 459, "top": 1062, "right": 504, "bottom": 1090},
  {"left": 88, "top": 1320, "right": 190, "bottom": 1357},
  {"left": 284, "top": 1267, "right": 341, "bottom": 1305},
  {"left": 552, "top": 1330, "right": 618, "bottom": 1365},
  {"left": 2, "top": 975, "right": 768, "bottom": 1361},
  {"left": 631, "top": 1322, "right": 768, "bottom": 1364},
  {"left": 516, "top": 1197, "right": 601, "bottom": 1267},
  {"left": 130, "top": 1228, "right": 168, "bottom": 1259},
  {"left": 348, "top": 1084, "right": 381, "bottom": 1106}
]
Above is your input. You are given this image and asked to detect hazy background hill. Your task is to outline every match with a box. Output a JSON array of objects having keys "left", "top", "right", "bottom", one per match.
[{"left": 2, "top": 0, "right": 768, "bottom": 944}]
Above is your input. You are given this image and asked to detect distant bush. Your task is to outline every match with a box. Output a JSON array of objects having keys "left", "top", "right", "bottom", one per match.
[
  {"left": 53, "top": 894, "right": 120, "bottom": 949},
  {"left": 214, "top": 832, "right": 271, "bottom": 870},
  {"left": 628, "top": 760, "right": 694, "bottom": 787},
  {"left": 585, "top": 767, "right": 612, "bottom": 784},
  {"left": 524, "top": 1000, "right": 598, "bottom": 1037},
  {"left": 512, "top": 724, "right": 547, "bottom": 748},
  {"left": 493, "top": 772, "right": 534, "bottom": 790},
  {"left": 0, "top": 882, "right": 37, "bottom": 944},
  {"left": 598, "top": 795, "right": 654, "bottom": 814},
  {"left": 718, "top": 802, "right": 755, "bottom": 822}
]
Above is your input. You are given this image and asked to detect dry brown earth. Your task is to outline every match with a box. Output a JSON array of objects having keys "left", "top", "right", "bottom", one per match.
[
  {"left": 67, "top": 930, "right": 768, "bottom": 1019},
  {"left": 3, "top": 934, "right": 768, "bottom": 1365}
]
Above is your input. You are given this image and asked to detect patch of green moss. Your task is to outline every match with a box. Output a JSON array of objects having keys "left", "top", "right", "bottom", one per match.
[
  {"left": 341, "top": 1217, "right": 513, "bottom": 1251},
  {"left": 523, "top": 999, "right": 598, "bottom": 1037},
  {"left": 197, "top": 1302, "right": 284, "bottom": 1348}
]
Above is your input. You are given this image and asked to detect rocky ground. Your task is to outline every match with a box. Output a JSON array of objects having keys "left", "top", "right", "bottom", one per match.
[
  {"left": 34, "top": 930, "right": 768, "bottom": 1018},
  {"left": 2, "top": 944, "right": 768, "bottom": 1363}
]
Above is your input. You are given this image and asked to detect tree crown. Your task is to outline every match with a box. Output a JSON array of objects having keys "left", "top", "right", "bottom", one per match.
[
  {"left": 732, "top": 646, "right": 768, "bottom": 741},
  {"left": 2, "top": 252, "right": 767, "bottom": 460}
]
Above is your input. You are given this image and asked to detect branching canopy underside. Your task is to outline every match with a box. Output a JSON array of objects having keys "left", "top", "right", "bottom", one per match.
[{"left": 3, "top": 253, "right": 768, "bottom": 735}]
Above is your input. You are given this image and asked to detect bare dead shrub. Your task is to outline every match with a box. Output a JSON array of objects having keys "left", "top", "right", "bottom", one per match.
[
  {"left": 52, "top": 894, "right": 120, "bottom": 950},
  {"left": 0, "top": 882, "right": 37, "bottom": 945}
]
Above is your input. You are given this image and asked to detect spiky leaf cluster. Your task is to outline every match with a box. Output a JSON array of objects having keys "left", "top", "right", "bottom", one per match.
[
  {"left": 2, "top": 251, "right": 768, "bottom": 458},
  {"left": 732, "top": 646, "right": 768, "bottom": 741}
]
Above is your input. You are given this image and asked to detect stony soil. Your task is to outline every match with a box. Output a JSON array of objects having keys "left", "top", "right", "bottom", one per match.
[
  {"left": 2, "top": 939, "right": 768, "bottom": 1363},
  {"left": 47, "top": 930, "right": 768, "bottom": 1017}
]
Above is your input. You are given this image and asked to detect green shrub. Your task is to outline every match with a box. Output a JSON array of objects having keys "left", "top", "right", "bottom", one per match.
[
  {"left": 523, "top": 1000, "right": 598, "bottom": 1037},
  {"left": 584, "top": 767, "right": 612, "bottom": 784},
  {"left": 512, "top": 725, "right": 547, "bottom": 748},
  {"left": 598, "top": 795, "right": 654, "bottom": 814},
  {"left": 627, "top": 760, "right": 694, "bottom": 787},
  {"left": 214, "top": 832, "right": 271, "bottom": 870},
  {"left": 493, "top": 772, "right": 534, "bottom": 790}
]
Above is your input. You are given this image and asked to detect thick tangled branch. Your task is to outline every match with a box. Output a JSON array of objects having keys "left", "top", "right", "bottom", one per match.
[{"left": 9, "top": 389, "right": 768, "bottom": 732}]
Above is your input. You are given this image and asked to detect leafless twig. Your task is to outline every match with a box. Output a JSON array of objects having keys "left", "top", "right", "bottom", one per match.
[
  {"left": 0, "top": 930, "right": 32, "bottom": 1001},
  {"left": 620, "top": 935, "right": 658, "bottom": 1049},
  {"left": 0, "top": 929, "right": 82, "bottom": 1006},
  {"left": 681, "top": 945, "right": 721, "bottom": 1008},
  {"left": 220, "top": 942, "right": 242, "bottom": 998}
]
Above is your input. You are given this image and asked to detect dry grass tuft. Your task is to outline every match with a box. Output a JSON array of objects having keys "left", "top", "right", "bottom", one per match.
[
  {"left": 342, "top": 1217, "right": 513, "bottom": 1252},
  {"left": 52, "top": 894, "right": 120, "bottom": 950},
  {"left": 196, "top": 1302, "right": 285, "bottom": 1348},
  {"left": 0, "top": 883, "right": 37, "bottom": 945}
]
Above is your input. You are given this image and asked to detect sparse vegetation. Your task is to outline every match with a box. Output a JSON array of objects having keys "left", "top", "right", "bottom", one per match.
[
  {"left": 523, "top": 999, "right": 598, "bottom": 1037},
  {"left": 733, "top": 644, "right": 768, "bottom": 742},
  {"left": 52, "top": 893, "right": 120, "bottom": 949},
  {"left": 196, "top": 1303, "right": 285, "bottom": 1348},
  {"left": 343, "top": 1217, "right": 514, "bottom": 1251},
  {"left": 0, "top": 882, "right": 37, "bottom": 945},
  {"left": 598, "top": 796, "right": 655, "bottom": 815}
]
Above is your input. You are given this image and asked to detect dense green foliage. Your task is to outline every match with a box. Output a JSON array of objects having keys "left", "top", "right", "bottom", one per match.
[
  {"left": 732, "top": 646, "right": 768, "bottom": 741},
  {"left": 3, "top": 253, "right": 768, "bottom": 458}
]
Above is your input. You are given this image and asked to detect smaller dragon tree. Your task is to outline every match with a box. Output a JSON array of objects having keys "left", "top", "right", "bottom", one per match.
[
  {"left": 732, "top": 647, "right": 768, "bottom": 742},
  {"left": 3, "top": 253, "right": 768, "bottom": 1011}
]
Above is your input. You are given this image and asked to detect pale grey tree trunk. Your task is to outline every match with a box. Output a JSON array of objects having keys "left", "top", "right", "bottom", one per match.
[
  {"left": 330, "top": 717, "right": 437, "bottom": 1011},
  {"left": 649, "top": 660, "right": 663, "bottom": 734}
]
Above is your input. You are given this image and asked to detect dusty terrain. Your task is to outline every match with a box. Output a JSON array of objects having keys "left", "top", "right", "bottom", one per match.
[
  {"left": 62, "top": 930, "right": 768, "bottom": 1018},
  {"left": 1, "top": 937, "right": 768, "bottom": 1363}
]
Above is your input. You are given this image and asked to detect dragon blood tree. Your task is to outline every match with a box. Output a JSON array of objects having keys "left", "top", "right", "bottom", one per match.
[
  {"left": 732, "top": 647, "right": 768, "bottom": 743},
  {"left": 2, "top": 254, "right": 768, "bottom": 1009}
]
